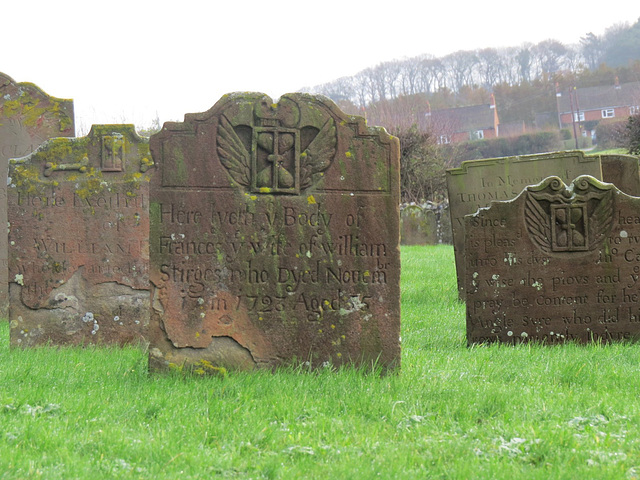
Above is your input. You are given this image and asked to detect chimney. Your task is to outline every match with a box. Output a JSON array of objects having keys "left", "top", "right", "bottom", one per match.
[
  {"left": 490, "top": 93, "right": 496, "bottom": 109},
  {"left": 615, "top": 76, "right": 621, "bottom": 90},
  {"left": 425, "top": 101, "right": 431, "bottom": 117},
  {"left": 556, "top": 82, "right": 562, "bottom": 97}
]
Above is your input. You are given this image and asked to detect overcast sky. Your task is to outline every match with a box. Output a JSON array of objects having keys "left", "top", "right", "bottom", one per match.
[{"left": 4, "top": 1, "right": 638, "bottom": 133}]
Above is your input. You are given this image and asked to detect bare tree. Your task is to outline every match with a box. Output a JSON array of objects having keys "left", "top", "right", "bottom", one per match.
[
  {"left": 562, "top": 44, "right": 584, "bottom": 73},
  {"left": 442, "top": 50, "right": 479, "bottom": 91},
  {"left": 477, "top": 48, "right": 502, "bottom": 87},
  {"left": 362, "top": 68, "right": 380, "bottom": 104},
  {"left": 495, "top": 47, "right": 521, "bottom": 85},
  {"left": 369, "top": 64, "right": 389, "bottom": 101},
  {"left": 533, "top": 39, "right": 569, "bottom": 75},
  {"left": 418, "top": 56, "right": 445, "bottom": 93},
  {"left": 315, "top": 76, "right": 355, "bottom": 104},
  {"left": 399, "top": 58, "right": 421, "bottom": 95},
  {"left": 352, "top": 71, "right": 372, "bottom": 107}
]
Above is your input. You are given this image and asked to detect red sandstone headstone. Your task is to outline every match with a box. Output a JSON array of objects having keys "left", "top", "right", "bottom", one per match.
[
  {"left": 8, "top": 125, "right": 152, "bottom": 346},
  {"left": 0, "top": 72, "right": 74, "bottom": 318},
  {"left": 466, "top": 175, "right": 640, "bottom": 345},
  {"left": 148, "top": 92, "right": 400, "bottom": 372}
]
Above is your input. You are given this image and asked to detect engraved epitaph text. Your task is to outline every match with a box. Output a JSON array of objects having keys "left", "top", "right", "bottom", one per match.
[
  {"left": 8, "top": 125, "right": 152, "bottom": 346},
  {"left": 466, "top": 175, "right": 640, "bottom": 345},
  {"left": 148, "top": 93, "right": 400, "bottom": 372},
  {"left": 0, "top": 72, "right": 75, "bottom": 317}
]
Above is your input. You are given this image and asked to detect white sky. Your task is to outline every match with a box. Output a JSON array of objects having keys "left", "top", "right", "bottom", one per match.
[{"left": 4, "top": 1, "right": 638, "bottom": 133}]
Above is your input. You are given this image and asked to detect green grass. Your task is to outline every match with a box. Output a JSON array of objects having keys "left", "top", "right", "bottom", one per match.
[
  {"left": 590, "top": 147, "right": 631, "bottom": 155},
  {"left": 2, "top": 245, "right": 640, "bottom": 479}
]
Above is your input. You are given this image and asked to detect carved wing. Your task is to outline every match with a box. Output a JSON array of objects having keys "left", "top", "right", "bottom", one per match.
[
  {"left": 300, "top": 118, "right": 337, "bottom": 188},
  {"left": 588, "top": 191, "right": 614, "bottom": 249},
  {"left": 217, "top": 116, "right": 250, "bottom": 186},
  {"left": 525, "top": 193, "right": 553, "bottom": 253}
]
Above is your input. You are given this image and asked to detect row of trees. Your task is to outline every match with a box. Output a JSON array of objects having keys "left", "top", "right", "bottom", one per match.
[
  {"left": 304, "top": 19, "right": 640, "bottom": 204},
  {"left": 308, "top": 20, "right": 640, "bottom": 110}
]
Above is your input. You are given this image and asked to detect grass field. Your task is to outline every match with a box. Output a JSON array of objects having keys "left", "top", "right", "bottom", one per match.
[{"left": 2, "top": 245, "right": 640, "bottom": 479}]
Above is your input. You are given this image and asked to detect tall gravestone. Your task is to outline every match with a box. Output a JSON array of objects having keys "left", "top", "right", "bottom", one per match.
[
  {"left": 8, "top": 125, "right": 152, "bottom": 346},
  {"left": 447, "top": 151, "right": 603, "bottom": 298},
  {"left": 466, "top": 175, "right": 640, "bottom": 344},
  {"left": 148, "top": 92, "right": 400, "bottom": 372},
  {"left": 1, "top": 72, "right": 74, "bottom": 318}
]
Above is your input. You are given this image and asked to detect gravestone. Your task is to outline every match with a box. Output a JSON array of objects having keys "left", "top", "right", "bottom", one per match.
[
  {"left": 600, "top": 154, "right": 640, "bottom": 197},
  {"left": 447, "top": 151, "right": 603, "bottom": 298},
  {"left": 401, "top": 205, "right": 437, "bottom": 245},
  {"left": 466, "top": 175, "right": 640, "bottom": 345},
  {"left": 148, "top": 92, "right": 400, "bottom": 372},
  {"left": 8, "top": 125, "right": 152, "bottom": 346},
  {"left": 437, "top": 203, "right": 453, "bottom": 244},
  {"left": 1, "top": 72, "right": 74, "bottom": 318}
]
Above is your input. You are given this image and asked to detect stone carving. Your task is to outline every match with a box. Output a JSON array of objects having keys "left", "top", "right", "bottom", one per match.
[
  {"left": 44, "top": 155, "right": 89, "bottom": 176},
  {"left": 216, "top": 97, "right": 337, "bottom": 194},
  {"left": 465, "top": 175, "right": 640, "bottom": 345},
  {"left": 448, "top": 151, "right": 640, "bottom": 299},
  {"left": 446, "top": 151, "right": 603, "bottom": 299},
  {"left": 148, "top": 92, "right": 401, "bottom": 373},
  {"left": 8, "top": 125, "right": 152, "bottom": 346},
  {"left": 101, "top": 134, "right": 125, "bottom": 172},
  {"left": 0, "top": 72, "right": 75, "bottom": 317},
  {"left": 525, "top": 176, "right": 614, "bottom": 254}
]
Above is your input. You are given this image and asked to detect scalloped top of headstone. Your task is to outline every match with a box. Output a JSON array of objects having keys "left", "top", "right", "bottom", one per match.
[
  {"left": 8, "top": 124, "right": 152, "bottom": 346},
  {"left": 150, "top": 92, "right": 395, "bottom": 195},
  {"left": 0, "top": 72, "right": 75, "bottom": 319},
  {"left": 464, "top": 174, "right": 640, "bottom": 345},
  {"left": 0, "top": 72, "right": 74, "bottom": 161},
  {"left": 147, "top": 92, "right": 401, "bottom": 372},
  {"left": 10, "top": 124, "right": 153, "bottom": 180}
]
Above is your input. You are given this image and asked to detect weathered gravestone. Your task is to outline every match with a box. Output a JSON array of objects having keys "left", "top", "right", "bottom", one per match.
[
  {"left": 447, "top": 151, "right": 603, "bottom": 298},
  {"left": 1, "top": 72, "right": 74, "bottom": 317},
  {"left": 466, "top": 175, "right": 640, "bottom": 345},
  {"left": 8, "top": 125, "right": 153, "bottom": 346},
  {"left": 438, "top": 203, "right": 452, "bottom": 244},
  {"left": 401, "top": 205, "right": 437, "bottom": 245},
  {"left": 148, "top": 92, "right": 400, "bottom": 372},
  {"left": 601, "top": 154, "right": 640, "bottom": 197}
]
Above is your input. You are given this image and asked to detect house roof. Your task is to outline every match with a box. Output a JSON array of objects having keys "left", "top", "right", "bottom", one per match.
[
  {"left": 557, "top": 82, "right": 640, "bottom": 113},
  {"left": 429, "top": 104, "right": 497, "bottom": 134}
]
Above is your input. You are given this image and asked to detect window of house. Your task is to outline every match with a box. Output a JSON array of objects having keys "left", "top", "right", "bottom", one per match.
[
  {"left": 438, "top": 135, "right": 451, "bottom": 145},
  {"left": 573, "top": 112, "right": 585, "bottom": 122},
  {"left": 469, "top": 130, "right": 484, "bottom": 141},
  {"left": 631, "top": 105, "right": 640, "bottom": 115},
  {"left": 601, "top": 108, "right": 615, "bottom": 118}
]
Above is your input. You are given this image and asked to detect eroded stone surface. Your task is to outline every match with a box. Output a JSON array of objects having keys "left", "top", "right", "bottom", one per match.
[
  {"left": 1, "top": 72, "right": 74, "bottom": 317},
  {"left": 148, "top": 92, "right": 400, "bottom": 372},
  {"left": 8, "top": 125, "right": 152, "bottom": 346},
  {"left": 401, "top": 205, "right": 437, "bottom": 245},
  {"left": 466, "top": 175, "right": 640, "bottom": 345},
  {"left": 601, "top": 154, "right": 640, "bottom": 197},
  {"left": 447, "top": 151, "right": 603, "bottom": 298}
]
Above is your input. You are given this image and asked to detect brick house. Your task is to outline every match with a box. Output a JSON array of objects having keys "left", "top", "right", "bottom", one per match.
[
  {"left": 426, "top": 95, "right": 500, "bottom": 144},
  {"left": 556, "top": 79, "right": 640, "bottom": 138}
]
